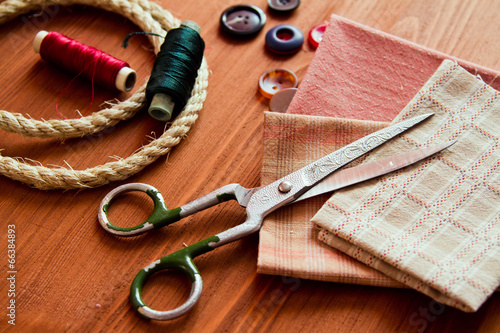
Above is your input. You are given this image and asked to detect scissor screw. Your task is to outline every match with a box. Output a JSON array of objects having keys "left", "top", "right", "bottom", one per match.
[{"left": 278, "top": 181, "right": 292, "bottom": 193}]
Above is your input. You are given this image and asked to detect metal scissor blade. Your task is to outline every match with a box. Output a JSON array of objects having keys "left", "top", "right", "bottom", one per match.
[
  {"left": 294, "top": 140, "right": 455, "bottom": 203},
  {"left": 212, "top": 113, "right": 434, "bottom": 248},
  {"left": 245, "top": 113, "right": 434, "bottom": 217}
]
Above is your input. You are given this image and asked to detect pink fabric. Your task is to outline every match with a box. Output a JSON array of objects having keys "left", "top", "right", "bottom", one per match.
[{"left": 287, "top": 14, "right": 500, "bottom": 121}]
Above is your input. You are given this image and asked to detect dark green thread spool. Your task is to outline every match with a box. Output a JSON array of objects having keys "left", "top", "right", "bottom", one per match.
[{"left": 146, "top": 21, "right": 205, "bottom": 121}]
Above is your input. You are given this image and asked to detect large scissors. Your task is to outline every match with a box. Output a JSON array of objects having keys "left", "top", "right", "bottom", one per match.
[{"left": 98, "top": 113, "right": 450, "bottom": 320}]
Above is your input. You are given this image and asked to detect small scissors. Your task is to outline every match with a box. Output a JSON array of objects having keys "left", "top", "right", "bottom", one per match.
[{"left": 98, "top": 113, "right": 439, "bottom": 320}]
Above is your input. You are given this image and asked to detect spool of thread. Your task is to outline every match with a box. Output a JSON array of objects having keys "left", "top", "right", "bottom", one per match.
[
  {"left": 33, "top": 30, "right": 137, "bottom": 93},
  {"left": 146, "top": 21, "right": 205, "bottom": 121}
]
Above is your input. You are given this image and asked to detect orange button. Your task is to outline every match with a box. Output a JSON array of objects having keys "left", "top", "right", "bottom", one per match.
[{"left": 259, "top": 69, "right": 298, "bottom": 99}]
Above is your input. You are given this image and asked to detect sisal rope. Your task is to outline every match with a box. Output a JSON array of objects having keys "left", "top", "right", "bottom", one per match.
[{"left": 0, "top": 0, "right": 209, "bottom": 190}]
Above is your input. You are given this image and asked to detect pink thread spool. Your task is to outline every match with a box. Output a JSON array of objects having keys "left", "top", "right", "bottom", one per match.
[{"left": 33, "top": 30, "right": 137, "bottom": 92}]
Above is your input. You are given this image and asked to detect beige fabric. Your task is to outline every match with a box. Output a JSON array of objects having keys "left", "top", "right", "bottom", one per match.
[{"left": 314, "top": 60, "right": 500, "bottom": 312}]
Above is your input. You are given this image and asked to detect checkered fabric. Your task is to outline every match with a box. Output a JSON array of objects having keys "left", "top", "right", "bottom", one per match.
[{"left": 314, "top": 60, "right": 500, "bottom": 312}]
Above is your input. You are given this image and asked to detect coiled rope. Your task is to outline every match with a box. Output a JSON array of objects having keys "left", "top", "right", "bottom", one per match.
[{"left": 0, "top": 0, "right": 209, "bottom": 190}]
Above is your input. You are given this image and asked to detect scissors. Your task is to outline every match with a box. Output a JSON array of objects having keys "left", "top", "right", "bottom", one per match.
[{"left": 98, "top": 113, "right": 450, "bottom": 320}]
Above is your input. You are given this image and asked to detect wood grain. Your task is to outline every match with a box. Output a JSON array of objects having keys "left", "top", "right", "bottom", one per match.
[{"left": 0, "top": 0, "right": 499, "bottom": 331}]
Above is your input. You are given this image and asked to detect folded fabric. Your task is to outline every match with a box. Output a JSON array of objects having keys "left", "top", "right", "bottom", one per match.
[
  {"left": 258, "top": 112, "right": 397, "bottom": 285},
  {"left": 258, "top": 13, "right": 500, "bottom": 289},
  {"left": 314, "top": 60, "right": 500, "bottom": 312},
  {"left": 287, "top": 14, "right": 500, "bottom": 122}
]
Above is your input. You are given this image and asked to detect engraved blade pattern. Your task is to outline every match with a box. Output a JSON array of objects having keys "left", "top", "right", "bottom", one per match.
[
  {"left": 214, "top": 113, "right": 434, "bottom": 247},
  {"left": 247, "top": 113, "right": 434, "bottom": 216},
  {"left": 294, "top": 141, "right": 455, "bottom": 203},
  {"left": 301, "top": 113, "right": 434, "bottom": 186}
]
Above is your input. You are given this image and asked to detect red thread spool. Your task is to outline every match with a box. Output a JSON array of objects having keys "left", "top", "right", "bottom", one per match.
[{"left": 33, "top": 30, "right": 136, "bottom": 92}]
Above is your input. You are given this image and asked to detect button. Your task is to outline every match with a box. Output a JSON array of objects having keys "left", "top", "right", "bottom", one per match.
[
  {"left": 220, "top": 5, "right": 266, "bottom": 37},
  {"left": 259, "top": 69, "right": 298, "bottom": 99},
  {"left": 265, "top": 24, "right": 304, "bottom": 54},
  {"left": 308, "top": 22, "right": 328, "bottom": 48},
  {"left": 270, "top": 88, "right": 297, "bottom": 112},
  {"left": 268, "top": 0, "right": 300, "bottom": 12}
]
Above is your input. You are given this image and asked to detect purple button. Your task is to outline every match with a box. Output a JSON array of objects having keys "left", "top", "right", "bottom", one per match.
[
  {"left": 220, "top": 5, "right": 266, "bottom": 37},
  {"left": 265, "top": 24, "right": 304, "bottom": 54}
]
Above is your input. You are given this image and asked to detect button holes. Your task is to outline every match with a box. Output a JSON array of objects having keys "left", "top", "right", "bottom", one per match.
[
  {"left": 258, "top": 69, "right": 298, "bottom": 98},
  {"left": 277, "top": 29, "right": 294, "bottom": 40},
  {"left": 273, "top": 80, "right": 284, "bottom": 90},
  {"left": 221, "top": 5, "right": 266, "bottom": 36}
]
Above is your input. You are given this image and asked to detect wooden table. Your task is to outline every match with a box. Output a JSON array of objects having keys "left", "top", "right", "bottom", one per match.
[{"left": 1, "top": 0, "right": 499, "bottom": 331}]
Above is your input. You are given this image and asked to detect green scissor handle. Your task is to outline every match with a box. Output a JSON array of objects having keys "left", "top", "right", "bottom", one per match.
[
  {"left": 98, "top": 183, "right": 241, "bottom": 237},
  {"left": 130, "top": 234, "right": 220, "bottom": 320},
  {"left": 98, "top": 183, "right": 180, "bottom": 236},
  {"left": 98, "top": 182, "right": 255, "bottom": 319}
]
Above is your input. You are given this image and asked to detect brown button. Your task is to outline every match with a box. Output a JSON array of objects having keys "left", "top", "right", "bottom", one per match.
[
  {"left": 268, "top": 0, "right": 300, "bottom": 12},
  {"left": 220, "top": 5, "right": 266, "bottom": 37}
]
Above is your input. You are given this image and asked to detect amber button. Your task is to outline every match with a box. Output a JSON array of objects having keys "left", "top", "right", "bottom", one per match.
[{"left": 259, "top": 69, "right": 298, "bottom": 99}]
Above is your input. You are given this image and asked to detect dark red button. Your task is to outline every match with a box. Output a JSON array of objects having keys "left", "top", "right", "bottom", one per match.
[
  {"left": 259, "top": 68, "right": 298, "bottom": 99},
  {"left": 308, "top": 22, "right": 328, "bottom": 48},
  {"left": 265, "top": 24, "right": 303, "bottom": 54},
  {"left": 268, "top": 0, "right": 300, "bottom": 12},
  {"left": 220, "top": 5, "right": 266, "bottom": 37}
]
